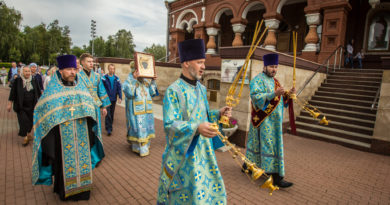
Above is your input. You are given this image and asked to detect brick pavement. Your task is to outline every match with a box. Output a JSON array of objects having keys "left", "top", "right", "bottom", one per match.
[{"left": 0, "top": 87, "right": 390, "bottom": 205}]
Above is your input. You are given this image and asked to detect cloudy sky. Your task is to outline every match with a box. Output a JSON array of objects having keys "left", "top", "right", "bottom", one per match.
[{"left": 5, "top": 0, "right": 168, "bottom": 51}]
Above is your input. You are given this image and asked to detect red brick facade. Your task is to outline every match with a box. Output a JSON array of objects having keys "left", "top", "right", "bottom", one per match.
[{"left": 166, "top": 0, "right": 390, "bottom": 68}]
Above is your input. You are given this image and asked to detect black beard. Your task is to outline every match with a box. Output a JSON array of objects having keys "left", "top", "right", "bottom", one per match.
[{"left": 263, "top": 70, "right": 274, "bottom": 77}]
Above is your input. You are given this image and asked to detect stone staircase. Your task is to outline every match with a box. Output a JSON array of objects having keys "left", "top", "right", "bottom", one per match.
[{"left": 292, "top": 69, "right": 383, "bottom": 151}]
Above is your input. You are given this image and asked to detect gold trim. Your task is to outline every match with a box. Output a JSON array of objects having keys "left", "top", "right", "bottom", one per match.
[
  {"left": 164, "top": 167, "right": 173, "bottom": 179},
  {"left": 146, "top": 110, "right": 153, "bottom": 114},
  {"left": 146, "top": 100, "right": 153, "bottom": 104},
  {"left": 34, "top": 103, "right": 95, "bottom": 130},
  {"left": 134, "top": 101, "right": 144, "bottom": 105},
  {"left": 101, "top": 94, "right": 108, "bottom": 100},
  {"left": 36, "top": 90, "right": 92, "bottom": 107},
  {"left": 127, "top": 134, "right": 155, "bottom": 144}
]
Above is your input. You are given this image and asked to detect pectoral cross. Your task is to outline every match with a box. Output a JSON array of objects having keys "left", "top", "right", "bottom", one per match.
[
  {"left": 69, "top": 106, "right": 75, "bottom": 117},
  {"left": 253, "top": 115, "right": 260, "bottom": 123}
]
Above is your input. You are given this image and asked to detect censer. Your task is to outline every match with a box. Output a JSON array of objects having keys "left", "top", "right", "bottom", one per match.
[
  {"left": 289, "top": 31, "right": 329, "bottom": 126},
  {"left": 211, "top": 20, "right": 279, "bottom": 195}
]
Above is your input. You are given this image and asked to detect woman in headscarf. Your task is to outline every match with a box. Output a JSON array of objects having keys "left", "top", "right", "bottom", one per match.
[{"left": 7, "top": 66, "right": 41, "bottom": 146}]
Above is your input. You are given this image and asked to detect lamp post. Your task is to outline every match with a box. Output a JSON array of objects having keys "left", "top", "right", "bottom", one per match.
[{"left": 91, "top": 20, "right": 96, "bottom": 56}]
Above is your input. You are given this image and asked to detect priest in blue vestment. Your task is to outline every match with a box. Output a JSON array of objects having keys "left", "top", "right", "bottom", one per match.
[
  {"left": 244, "top": 53, "right": 295, "bottom": 188},
  {"left": 32, "top": 55, "right": 105, "bottom": 201},
  {"left": 78, "top": 53, "right": 111, "bottom": 139},
  {"left": 157, "top": 39, "right": 231, "bottom": 204},
  {"left": 123, "top": 61, "right": 159, "bottom": 157}
]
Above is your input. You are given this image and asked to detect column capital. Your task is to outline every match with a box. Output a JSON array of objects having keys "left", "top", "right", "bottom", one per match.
[
  {"left": 232, "top": 23, "right": 246, "bottom": 34},
  {"left": 305, "top": 13, "right": 321, "bottom": 26},
  {"left": 206, "top": 27, "right": 219, "bottom": 36},
  {"left": 264, "top": 19, "right": 280, "bottom": 30}
]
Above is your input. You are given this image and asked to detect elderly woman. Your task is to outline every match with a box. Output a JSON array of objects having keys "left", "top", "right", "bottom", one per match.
[{"left": 7, "top": 66, "right": 41, "bottom": 146}]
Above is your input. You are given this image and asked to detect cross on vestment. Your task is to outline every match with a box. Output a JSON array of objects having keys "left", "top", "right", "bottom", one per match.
[
  {"left": 253, "top": 115, "right": 260, "bottom": 123},
  {"left": 69, "top": 106, "right": 76, "bottom": 117}
]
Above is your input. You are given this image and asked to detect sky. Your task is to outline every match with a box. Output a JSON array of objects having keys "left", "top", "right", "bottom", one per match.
[{"left": 4, "top": 0, "right": 168, "bottom": 51}]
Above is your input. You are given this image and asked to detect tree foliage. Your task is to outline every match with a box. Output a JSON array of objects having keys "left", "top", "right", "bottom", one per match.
[
  {"left": 0, "top": 1, "right": 140, "bottom": 64},
  {"left": 143, "top": 44, "right": 166, "bottom": 62}
]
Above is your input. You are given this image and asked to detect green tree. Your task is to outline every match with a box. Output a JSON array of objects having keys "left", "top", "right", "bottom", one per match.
[
  {"left": 30, "top": 53, "right": 40, "bottom": 63},
  {"left": 9, "top": 47, "right": 21, "bottom": 62},
  {"left": 71, "top": 46, "right": 87, "bottom": 58},
  {"left": 90, "top": 36, "right": 105, "bottom": 57},
  {"left": 143, "top": 44, "right": 166, "bottom": 62},
  {"left": 0, "top": 1, "right": 23, "bottom": 61},
  {"left": 114, "top": 29, "right": 135, "bottom": 58},
  {"left": 105, "top": 35, "right": 116, "bottom": 57}
]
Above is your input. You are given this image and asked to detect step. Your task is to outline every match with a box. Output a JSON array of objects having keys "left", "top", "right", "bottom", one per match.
[
  {"left": 334, "top": 69, "right": 383, "bottom": 73},
  {"left": 329, "top": 72, "right": 383, "bottom": 78},
  {"left": 325, "top": 79, "right": 381, "bottom": 87},
  {"left": 296, "top": 115, "right": 374, "bottom": 135},
  {"left": 318, "top": 87, "right": 377, "bottom": 97},
  {"left": 295, "top": 121, "right": 372, "bottom": 144},
  {"left": 321, "top": 83, "right": 379, "bottom": 91},
  {"left": 291, "top": 128, "right": 371, "bottom": 151},
  {"left": 327, "top": 75, "right": 382, "bottom": 82},
  {"left": 311, "top": 95, "right": 375, "bottom": 107},
  {"left": 311, "top": 106, "right": 377, "bottom": 121},
  {"left": 300, "top": 112, "right": 375, "bottom": 128},
  {"left": 309, "top": 100, "right": 376, "bottom": 114},
  {"left": 314, "top": 91, "right": 375, "bottom": 102}
]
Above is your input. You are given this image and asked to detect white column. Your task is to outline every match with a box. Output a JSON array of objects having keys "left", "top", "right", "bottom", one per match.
[
  {"left": 264, "top": 19, "right": 280, "bottom": 51},
  {"left": 201, "top": 7, "right": 206, "bottom": 22},
  {"left": 232, "top": 23, "right": 246, "bottom": 47},
  {"left": 303, "top": 13, "right": 321, "bottom": 52},
  {"left": 206, "top": 27, "right": 219, "bottom": 54}
]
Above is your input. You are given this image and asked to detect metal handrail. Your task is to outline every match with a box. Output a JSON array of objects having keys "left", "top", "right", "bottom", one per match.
[
  {"left": 371, "top": 86, "right": 381, "bottom": 110},
  {"left": 297, "top": 45, "right": 344, "bottom": 96}
]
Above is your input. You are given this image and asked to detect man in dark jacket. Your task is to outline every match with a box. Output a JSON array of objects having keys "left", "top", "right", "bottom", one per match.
[
  {"left": 8, "top": 62, "right": 18, "bottom": 85},
  {"left": 102, "top": 64, "right": 122, "bottom": 136}
]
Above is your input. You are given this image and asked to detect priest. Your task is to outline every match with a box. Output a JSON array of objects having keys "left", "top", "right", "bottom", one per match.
[{"left": 32, "top": 55, "right": 105, "bottom": 201}]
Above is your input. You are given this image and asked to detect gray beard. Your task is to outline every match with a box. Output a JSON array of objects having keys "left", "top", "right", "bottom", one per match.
[{"left": 189, "top": 68, "right": 201, "bottom": 80}]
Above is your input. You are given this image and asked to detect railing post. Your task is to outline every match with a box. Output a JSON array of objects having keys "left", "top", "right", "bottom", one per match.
[
  {"left": 327, "top": 60, "right": 329, "bottom": 75},
  {"left": 339, "top": 47, "right": 343, "bottom": 70},
  {"left": 333, "top": 50, "right": 338, "bottom": 72}
]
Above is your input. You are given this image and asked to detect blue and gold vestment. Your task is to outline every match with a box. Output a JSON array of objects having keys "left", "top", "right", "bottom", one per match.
[
  {"left": 78, "top": 69, "right": 111, "bottom": 138},
  {"left": 157, "top": 78, "right": 226, "bottom": 205},
  {"left": 246, "top": 72, "right": 288, "bottom": 177},
  {"left": 32, "top": 71, "right": 105, "bottom": 198},
  {"left": 123, "top": 74, "right": 158, "bottom": 156}
]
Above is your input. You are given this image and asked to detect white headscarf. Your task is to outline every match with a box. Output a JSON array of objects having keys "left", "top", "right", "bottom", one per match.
[{"left": 21, "top": 67, "right": 33, "bottom": 92}]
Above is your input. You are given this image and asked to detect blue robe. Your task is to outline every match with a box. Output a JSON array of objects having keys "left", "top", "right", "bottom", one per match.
[
  {"left": 157, "top": 78, "right": 226, "bottom": 205},
  {"left": 78, "top": 70, "right": 111, "bottom": 138},
  {"left": 246, "top": 72, "right": 287, "bottom": 177},
  {"left": 122, "top": 74, "right": 158, "bottom": 156},
  {"left": 32, "top": 71, "right": 105, "bottom": 198}
]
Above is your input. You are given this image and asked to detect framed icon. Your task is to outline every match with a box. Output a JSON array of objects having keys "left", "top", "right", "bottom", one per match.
[{"left": 134, "top": 52, "right": 156, "bottom": 78}]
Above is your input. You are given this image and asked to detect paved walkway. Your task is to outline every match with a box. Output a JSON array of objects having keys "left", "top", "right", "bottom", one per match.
[{"left": 0, "top": 87, "right": 389, "bottom": 205}]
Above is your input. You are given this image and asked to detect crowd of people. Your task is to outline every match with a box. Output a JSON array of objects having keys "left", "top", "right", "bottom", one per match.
[{"left": 4, "top": 39, "right": 296, "bottom": 203}]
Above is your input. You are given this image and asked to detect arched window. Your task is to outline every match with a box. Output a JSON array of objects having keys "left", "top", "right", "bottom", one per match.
[{"left": 368, "top": 12, "right": 390, "bottom": 51}]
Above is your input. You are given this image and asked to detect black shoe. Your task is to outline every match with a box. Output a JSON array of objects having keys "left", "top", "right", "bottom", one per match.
[
  {"left": 107, "top": 132, "right": 111, "bottom": 136},
  {"left": 276, "top": 179, "right": 293, "bottom": 188}
]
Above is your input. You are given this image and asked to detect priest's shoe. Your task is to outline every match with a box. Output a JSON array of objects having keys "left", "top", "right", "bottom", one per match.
[{"left": 276, "top": 179, "right": 293, "bottom": 188}]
